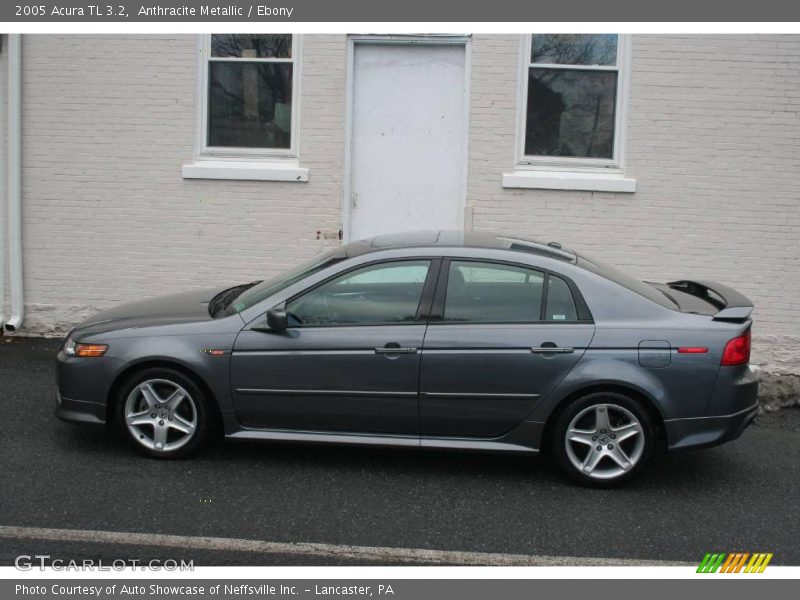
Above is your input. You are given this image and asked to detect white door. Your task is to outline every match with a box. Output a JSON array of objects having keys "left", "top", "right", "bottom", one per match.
[{"left": 347, "top": 42, "right": 467, "bottom": 241}]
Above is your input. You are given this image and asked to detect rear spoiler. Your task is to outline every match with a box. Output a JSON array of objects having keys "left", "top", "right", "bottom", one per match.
[{"left": 667, "top": 280, "right": 754, "bottom": 321}]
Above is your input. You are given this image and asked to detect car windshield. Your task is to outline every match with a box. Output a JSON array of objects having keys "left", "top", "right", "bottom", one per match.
[
  {"left": 576, "top": 252, "right": 676, "bottom": 309},
  {"left": 222, "top": 248, "right": 346, "bottom": 316}
]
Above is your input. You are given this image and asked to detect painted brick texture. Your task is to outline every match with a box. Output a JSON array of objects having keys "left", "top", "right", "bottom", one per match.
[
  {"left": 2, "top": 34, "right": 798, "bottom": 373},
  {"left": 13, "top": 34, "right": 346, "bottom": 333},
  {"left": 466, "top": 34, "right": 800, "bottom": 372}
]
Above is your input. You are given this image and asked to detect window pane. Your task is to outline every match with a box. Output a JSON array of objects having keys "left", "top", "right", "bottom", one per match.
[
  {"left": 287, "top": 261, "right": 431, "bottom": 326},
  {"left": 211, "top": 34, "right": 292, "bottom": 59},
  {"left": 208, "top": 62, "right": 292, "bottom": 149},
  {"left": 531, "top": 34, "right": 617, "bottom": 66},
  {"left": 545, "top": 276, "right": 578, "bottom": 321},
  {"left": 525, "top": 68, "right": 617, "bottom": 159},
  {"left": 444, "top": 262, "right": 544, "bottom": 323}
]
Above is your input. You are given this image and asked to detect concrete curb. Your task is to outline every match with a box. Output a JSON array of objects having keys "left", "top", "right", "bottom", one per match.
[{"left": 757, "top": 371, "right": 800, "bottom": 413}]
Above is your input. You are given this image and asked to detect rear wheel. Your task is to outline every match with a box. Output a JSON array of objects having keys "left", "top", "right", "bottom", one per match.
[
  {"left": 115, "top": 368, "right": 212, "bottom": 459},
  {"left": 551, "top": 392, "right": 656, "bottom": 487}
]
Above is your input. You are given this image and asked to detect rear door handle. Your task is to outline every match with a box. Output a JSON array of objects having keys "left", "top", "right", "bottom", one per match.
[
  {"left": 531, "top": 346, "right": 574, "bottom": 354},
  {"left": 374, "top": 347, "right": 418, "bottom": 354}
]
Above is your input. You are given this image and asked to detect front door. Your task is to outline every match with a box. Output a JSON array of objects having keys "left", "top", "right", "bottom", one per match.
[
  {"left": 231, "top": 260, "right": 437, "bottom": 435},
  {"left": 420, "top": 260, "right": 596, "bottom": 438},
  {"left": 347, "top": 41, "right": 467, "bottom": 240}
]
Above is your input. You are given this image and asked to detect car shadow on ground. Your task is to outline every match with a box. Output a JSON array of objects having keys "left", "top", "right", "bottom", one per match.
[{"left": 52, "top": 419, "right": 738, "bottom": 494}]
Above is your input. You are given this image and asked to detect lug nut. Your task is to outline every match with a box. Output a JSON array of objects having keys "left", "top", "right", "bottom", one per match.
[
  {"left": 608, "top": 444, "right": 614, "bottom": 450},
  {"left": 151, "top": 413, "right": 156, "bottom": 418},
  {"left": 159, "top": 420, "right": 164, "bottom": 426},
  {"left": 592, "top": 436, "right": 597, "bottom": 441},
  {"left": 611, "top": 434, "right": 616, "bottom": 439},
  {"left": 596, "top": 445, "right": 602, "bottom": 451},
  {"left": 600, "top": 429, "right": 606, "bottom": 434}
]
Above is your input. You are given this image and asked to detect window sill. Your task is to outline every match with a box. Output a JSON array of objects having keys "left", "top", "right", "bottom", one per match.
[
  {"left": 182, "top": 160, "right": 309, "bottom": 182},
  {"left": 502, "top": 169, "right": 636, "bottom": 193}
]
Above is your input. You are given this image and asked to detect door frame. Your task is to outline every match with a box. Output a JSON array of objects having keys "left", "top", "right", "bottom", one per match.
[{"left": 341, "top": 34, "right": 472, "bottom": 243}]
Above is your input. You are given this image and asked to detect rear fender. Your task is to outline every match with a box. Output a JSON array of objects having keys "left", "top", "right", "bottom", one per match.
[{"left": 529, "top": 353, "right": 669, "bottom": 423}]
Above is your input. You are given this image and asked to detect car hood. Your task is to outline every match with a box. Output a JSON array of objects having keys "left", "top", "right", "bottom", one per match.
[{"left": 70, "top": 286, "right": 229, "bottom": 338}]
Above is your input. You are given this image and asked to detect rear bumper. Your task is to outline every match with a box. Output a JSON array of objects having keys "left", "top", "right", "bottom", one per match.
[
  {"left": 665, "top": 401, "right": 758, "bottom": 452},
  {"left": 666, "top": 363, "right": 759, "bottom": 451},
  {"left": 54, "top": 389, "right": 107, "bottom": 425}
]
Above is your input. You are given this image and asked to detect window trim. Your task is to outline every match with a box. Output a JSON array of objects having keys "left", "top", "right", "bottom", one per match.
[
  {"left": 513, "top": 34, "right": 632, "bottom": 173},
  {"left": 430, "top": 258, "right": 594, "bottom": 325},
  {"left": 281, "top": 258, "right": 442, "bottom": 329},
  {"left": 193, "top": 34, "right": 302, "bottom": 162}
]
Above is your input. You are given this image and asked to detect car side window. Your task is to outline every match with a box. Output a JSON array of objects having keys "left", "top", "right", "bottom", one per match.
[
  {"left": 545, "top": 274, "right": 579, "bottom": 321},
  {"left": 286, "top": 260, "right": 431, "bottom": 326},
  {"left": 443, "top": 261, "right": 545, "bottom": 323}
]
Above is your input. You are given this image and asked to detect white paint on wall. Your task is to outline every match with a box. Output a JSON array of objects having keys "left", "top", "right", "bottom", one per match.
[
  {"left": 347, "top": 42, "right": 467, "bottom": 241},
  {"left": 464, "top": 34, "right": 800, "bottom": 373},
  {"left": 5, "top": 34, "right": 799, "bottom": 374},
  {"left": 14, "top": 34, "right": 347, "bottom": 337}
]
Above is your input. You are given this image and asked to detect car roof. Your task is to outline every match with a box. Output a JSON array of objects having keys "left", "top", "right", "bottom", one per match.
[{"left": 345, "top": 230, "right": 577, "bottom": 263}]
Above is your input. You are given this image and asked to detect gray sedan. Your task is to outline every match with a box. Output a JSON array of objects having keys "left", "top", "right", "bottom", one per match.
[{"left": 55, "top": 231, "right": 758, "bottom": 486}]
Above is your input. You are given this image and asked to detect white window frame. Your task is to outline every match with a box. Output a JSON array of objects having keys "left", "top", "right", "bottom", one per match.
[
  {"left": 184, "top": 34, "right": 307, "bottom": 181},
  {"left": 508, "top": 34, "right": 630, "bottom": 173},
  {"left": 195, "top": 34, "right": 301, "bottom": 161}
]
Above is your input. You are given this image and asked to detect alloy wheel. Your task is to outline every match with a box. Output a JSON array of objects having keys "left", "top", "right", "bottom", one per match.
[
  {"left": 124, "top": 379, "right": 198, "bottom": 453},
  {"left": 564, "top": 403, "right": 645, "bottom": 480}
]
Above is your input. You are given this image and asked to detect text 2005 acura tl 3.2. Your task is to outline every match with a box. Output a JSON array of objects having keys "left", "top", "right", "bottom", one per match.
[{"left": 56, "top": 231, "right": 758, "bottom": 486}]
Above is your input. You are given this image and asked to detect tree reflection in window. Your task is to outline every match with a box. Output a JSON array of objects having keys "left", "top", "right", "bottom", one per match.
[
  {"left": 525, "top": 34, "right": 619, "bottom": 159},
  {"left": 207, "top": 34, "right": 294, "bottom": 149}
]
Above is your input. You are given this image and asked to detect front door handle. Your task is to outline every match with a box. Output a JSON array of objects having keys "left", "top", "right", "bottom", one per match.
[
  {"left": 531, "top": 345, "right": 574, "bottom": 354},
  {"left": 375, "top": 346, "right": 417, "bottom": 355}
]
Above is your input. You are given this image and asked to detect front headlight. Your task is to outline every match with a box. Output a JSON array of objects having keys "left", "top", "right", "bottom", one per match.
[{"left": 63, "top": 336, "right": 108, "bottom": 358}]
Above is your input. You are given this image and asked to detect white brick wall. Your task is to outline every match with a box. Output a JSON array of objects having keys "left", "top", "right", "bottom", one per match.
[
  {"left": 2, "top": 34, "right": 798, "bottom": 373},
  {"left": 14, "top": 34, "right": 346, "bottom": 334},
  {"left": 466, "top": 34, "right": 800, "bottom": 373}
]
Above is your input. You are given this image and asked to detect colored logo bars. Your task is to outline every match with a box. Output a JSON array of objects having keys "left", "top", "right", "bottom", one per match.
[{"left": 697, "top": 553, "right": 773, "bottom": 573}]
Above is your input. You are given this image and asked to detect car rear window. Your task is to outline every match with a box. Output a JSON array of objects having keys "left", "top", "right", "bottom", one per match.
[
  {"left": 576, "top": 253, "right": 676, "bottom": 309},
  {"left": 545, "top": 275, "right": 579, "bottom": 321}
]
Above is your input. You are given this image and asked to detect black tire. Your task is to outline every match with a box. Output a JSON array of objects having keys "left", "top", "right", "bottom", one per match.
[
  {"left": 114, "top": 367, "right": 213, "bottom": 459},
  {"left": 550, "top": 392, "right": 657, "bottom": 487}
]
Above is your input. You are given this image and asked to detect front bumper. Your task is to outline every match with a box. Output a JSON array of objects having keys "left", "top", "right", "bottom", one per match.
[
  {"left": 665, "top": 401, "right": 758, "bottom": 451},
  {"left": 54, "top": 349, "right": 113, "bottom": 426},
  {"left": 54, "top": 389, "right": 107, "bottom": 425}
]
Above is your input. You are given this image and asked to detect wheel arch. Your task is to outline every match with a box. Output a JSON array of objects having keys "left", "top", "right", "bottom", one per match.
[
  {"left": 540, "top": 383, "right": 666, "bottom": 453},
  {"left": 106, "top": 359, "right": 223, "bottom": 429}
]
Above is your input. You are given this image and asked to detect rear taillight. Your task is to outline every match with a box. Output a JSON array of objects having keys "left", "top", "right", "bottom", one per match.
[{"left": 721, "top": 329, "right": 751, "bottom": 366}]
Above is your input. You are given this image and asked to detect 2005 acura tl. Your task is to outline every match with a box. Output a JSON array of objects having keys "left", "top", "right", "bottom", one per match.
[{"left": 55, "top": 231, "right": 758, "bottom": 486}]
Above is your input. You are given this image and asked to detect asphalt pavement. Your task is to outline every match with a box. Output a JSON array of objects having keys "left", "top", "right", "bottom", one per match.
[{"left": 1, "top": 336, "right": 799, "bottom": 566}]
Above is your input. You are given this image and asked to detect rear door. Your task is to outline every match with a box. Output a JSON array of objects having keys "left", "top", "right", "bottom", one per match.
[
  {"left": 231, "top": 259, "right": 439, "bottom": 435},
  {"left": 419, "top": 259, "right": 595, "bottom": 438}
]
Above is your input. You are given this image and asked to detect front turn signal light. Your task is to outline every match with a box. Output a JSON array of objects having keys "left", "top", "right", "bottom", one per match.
[{"left": 75, "top": 343, "right": 108, "bottom": 358}]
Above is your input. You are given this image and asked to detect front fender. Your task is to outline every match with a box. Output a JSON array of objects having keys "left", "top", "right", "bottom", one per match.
[{"left": 99, "top": 333, "right": 238, "bottom": 416}]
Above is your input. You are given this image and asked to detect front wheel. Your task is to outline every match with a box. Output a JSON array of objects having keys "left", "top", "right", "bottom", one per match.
[
  {"left": 115, "top": 368, "right": 212, "bottom": 459},
  {"left": 551, "top": 392, "right": 656, "bottom": 487}
]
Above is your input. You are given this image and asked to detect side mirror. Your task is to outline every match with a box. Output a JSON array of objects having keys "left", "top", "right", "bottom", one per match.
[{"left": 266, "top": 307, "right": 288, "bottom": 332}]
